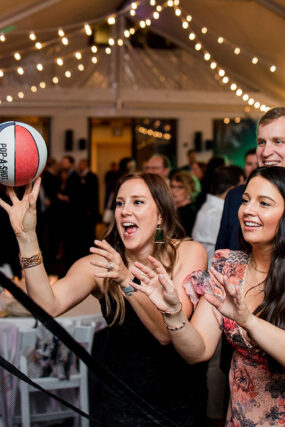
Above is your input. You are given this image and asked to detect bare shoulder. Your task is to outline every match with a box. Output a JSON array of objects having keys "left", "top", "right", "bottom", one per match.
[{"left": 177, "top": 239, "right": 207, "bottom": 258}]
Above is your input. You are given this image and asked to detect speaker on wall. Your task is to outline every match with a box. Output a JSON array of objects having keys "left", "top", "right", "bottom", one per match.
[
  {"left": 65, "top": 129, "right": 73, "bottom": 151},
  {"left": 78, "top": 138, "right": 86, "bottom": 150},
  {"left": 193, "top": 131, "right": 202, "bottom": 152}
]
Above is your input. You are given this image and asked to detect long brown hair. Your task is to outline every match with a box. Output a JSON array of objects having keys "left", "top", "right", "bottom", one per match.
[
  {"left": 103, "top": 172, "right": 184, "bottom": 324},
  {"left": 240, "top": 166, "right": 285, "bottom": 370}
]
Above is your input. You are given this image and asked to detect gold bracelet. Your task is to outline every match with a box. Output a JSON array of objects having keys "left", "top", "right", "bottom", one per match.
[
  {"left": 158, "top": 301, "right": 182, "bottom": 315},
  {"left": 20, "top": 252, "right": 42, "bottom": 269}
]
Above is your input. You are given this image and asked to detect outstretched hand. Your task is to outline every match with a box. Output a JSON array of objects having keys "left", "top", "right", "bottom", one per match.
[
  {"left": 89, "top": 240, "right": 131, "bottom": 287},
  {"left": 130, "top": 256, "right": 181, "bottom": 313},
  {"left": 0, "top": 177, "right": 41, "bottom": 236},
  {"left": 206, "top": 267, "right": 252, "bottom": 328}
]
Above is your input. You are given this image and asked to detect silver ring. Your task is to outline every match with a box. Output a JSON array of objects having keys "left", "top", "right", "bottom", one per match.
[{"left": 108, "top": 261, "right": 114, "bottom": 271}]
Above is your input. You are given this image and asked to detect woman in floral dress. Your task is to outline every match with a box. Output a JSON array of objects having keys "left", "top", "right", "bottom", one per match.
[{"left": 131, "top": 166, "right": 285, "bottom": 426}]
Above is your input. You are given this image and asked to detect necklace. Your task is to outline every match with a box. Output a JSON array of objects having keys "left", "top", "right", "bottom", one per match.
[{"left": 249, "top": 255, "right": 269, "bottom": 274}]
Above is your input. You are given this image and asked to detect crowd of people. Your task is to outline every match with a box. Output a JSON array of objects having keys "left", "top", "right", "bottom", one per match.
[{"left": 0, "top": 106, "right": 285, "bottom": 427}]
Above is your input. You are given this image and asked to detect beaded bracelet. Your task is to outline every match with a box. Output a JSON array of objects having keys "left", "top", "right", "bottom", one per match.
[
  {"left": 163, "top": 319, "right": 186, "bottom": 331},
  {"left": 20, "top": 252, "right": 43, "bottom": 269},
  {"left": 158, "top": 301, "right": 182, "bottom": 315}
]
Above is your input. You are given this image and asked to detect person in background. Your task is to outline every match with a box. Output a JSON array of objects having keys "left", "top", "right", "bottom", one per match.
[
  {"left": 192, "top": 165, "right": 244, "bottom": 425},
  {"left": 144, "top": 154, "right": 171, "bottom": 182},
  {"left": 0, "top": 172, "right": 208, "bottom": 426},
  {"left": 57, "top": 155, "right": 84, "bottom": 271},
  {"left": 181, "top": 148, "right": 197, "bottom": 172},
  {"left": 193, "top": 165, "right": 244, "bottom": 268},
  {"left": 191, "top": 161, "right": 206, "bottom": 183},
  {"left": 39, "top": 157, "right": 61, "bottom": 274},
  {"left": 78, "top": 158, "right": 99, "bottom": 249},
  {"left": 244, "top": 148, "right": 258, "bottom": 179},
  {"left": 195, "top": 157, "right": 226, "bottom": 210},
  {"left": 132, "top": 166, "right": 285, "bottom": 427},
  {"left": 170, "top": 170, "right": 197, "bottom": 237}
]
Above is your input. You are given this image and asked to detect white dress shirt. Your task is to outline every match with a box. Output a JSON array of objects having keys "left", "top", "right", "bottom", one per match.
[{"left": 192, "top": 194, "right": 224, "bottom": 268}]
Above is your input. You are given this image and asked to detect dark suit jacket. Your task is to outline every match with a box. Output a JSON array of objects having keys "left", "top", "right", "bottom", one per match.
[{"left": 215, "top": 184, "right": 245, "bottom": 251}]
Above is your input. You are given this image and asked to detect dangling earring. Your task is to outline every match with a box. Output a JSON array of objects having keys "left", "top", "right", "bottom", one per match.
[{"left": 154, "top": 225, "right": 164, "bottom": 244}]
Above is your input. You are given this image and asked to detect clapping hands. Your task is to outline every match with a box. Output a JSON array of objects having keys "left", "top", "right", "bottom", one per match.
[{"left": 130, "top": 256, "right": 181, "bottom": 313}]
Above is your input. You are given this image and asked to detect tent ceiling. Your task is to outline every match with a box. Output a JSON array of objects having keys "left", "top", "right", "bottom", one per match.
[{"left": 0, "top": 0, "right": 283, "bottom": 108}]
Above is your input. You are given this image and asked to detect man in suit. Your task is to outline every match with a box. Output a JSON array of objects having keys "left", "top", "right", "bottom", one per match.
[{"left": 78, "top": 158, "right": 99, "bottom": 249}]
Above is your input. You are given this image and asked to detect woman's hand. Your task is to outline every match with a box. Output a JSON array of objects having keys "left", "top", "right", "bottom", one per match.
[
  {"left": 0, "top": 178, "right": 41, "bottom": 237},
  {"left": 89, "top": 240, "right": 131, "bottom": 287},
  {"left": 207, "top": 267, "right": 252, "bottom": 328},
  {"left": 131, "top": 256, "right": 181, "bottom": 313}
]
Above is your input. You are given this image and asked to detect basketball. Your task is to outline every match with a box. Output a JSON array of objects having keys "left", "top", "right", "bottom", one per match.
[{"left": 0, "top": 121, "right": 47, "bottom": 187}]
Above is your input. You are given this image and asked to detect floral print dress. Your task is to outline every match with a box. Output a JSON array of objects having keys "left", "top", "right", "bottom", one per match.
[{"left": 183, "top": 249, "right": 285, "bottom": 426}]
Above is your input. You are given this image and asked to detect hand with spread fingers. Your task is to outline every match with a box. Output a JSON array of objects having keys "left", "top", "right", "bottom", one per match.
[
  {"left": 89, "top": 239, "right": 132, "bottom": 288},
  {"left": 0, "top": 178, "right": 41, "bottom": 237},
  {"left": 131, "top": 255, "right": 182, "bottom": 313},
  {"left": 207, "top": 267, "right": 252, "bottom": 328}
]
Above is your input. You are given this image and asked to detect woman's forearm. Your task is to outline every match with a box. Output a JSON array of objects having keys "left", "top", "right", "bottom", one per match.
[
  {"left": 17, "top": 232, "right": 58, "bottom": 315},
  {"left": 162, "top": 310, "right": 208, "bottom": 364},
  {"left": 244, "top": 315, "right": 285, "bottom": 367}
]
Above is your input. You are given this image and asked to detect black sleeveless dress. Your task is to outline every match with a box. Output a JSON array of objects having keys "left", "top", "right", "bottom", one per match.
[{"left": 89, "top": 295, "right": 208, "bottom": 427}]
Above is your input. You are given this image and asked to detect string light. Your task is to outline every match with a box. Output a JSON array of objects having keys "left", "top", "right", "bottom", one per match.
[
  {"left": 140, "top": 21, "right": 146, "bottom": 28},
  {"left": 6, "top": 95, "right": 13, "bottom": 102},
  {"left": 35, "top": 42, "right": 42, "bottom": 49},
  {"left": 270, "top": 65, "right": 276, "bottom": 72},
  {"left": 168, "top": 0, "right": 174, "bottom": 6},
  {"left": 58, "top": 28, "right": 65, "bottom": 37},
  {"left": 78, "top": 64, "right": 84, "bottom": 71},
  {"left": 91, "top": 56, "right": 98, "bottom": 63},
  {"left": 230, "top": 83, "right": 237, "bottom": 91},
  {"left": 224, "top": 117, "right": 230, "bottom": 124},
  {"left": 105, "top": 47, "right": 111, "bottom": 54},
  {"left": 218, "top": 69, "right": 225, "bottom": 77},
  {"left": 130, "top": 9, "right": 136, "bottom": 16},
  {"left": 84, "top": 24, "right": 92, "bottom": 36},
  {"left": 189, "top": 32, "right": 195, "bottom": 40},
  {"left": 210, "top": 62, "right": 217, "bottom": 69},
  {"left": 217, "top": 37, "right": 224, "bottom": 44},
  {"left": 248, "top": 98, "right": 254, "bottom": 105},
  {"left": 201, "top": 27, "right": 207, "bottom": 34},
  {"left": 175, "top": 8, "right": 182, "bottom": 16},
  {"left": 204, "top": 52, "right": 211, "bottom": 61},
  {"left": 108, "top": 38, "right": 115, "bottom": 45},
  {"left": 252, "top": 57, "right": 258, "bottom": 64},
  {"left": 37, "top": 63, "right": 43, "bottom": 71},
  {"left": 56, "top": 57, "right": 64, "bottom": 66},
  {"left": 18, "top": 92, "right": 24, "bottom": 98},
  {"left": 29, "top": 32, "right": 36, "bottom": 41},
  {"left": 0, "top": 70, "right": 4, "bottom": 77},
  {"left": 39, "top": 81, "right": 46, "bottom": 88},
  {"left": 222, "top": 76, "right": 229, "bottom": 84},
  {"left": 186, "top": 15, "right": 192, "bottom": 22},
  {"left": 75, "top": 52, "right": 82, "bottom": 60},
  {"left": 31, "top": 86, "right": 37, "bottom": 92},
  {"left": 236, "top": 89, "right": 243, "bottom": 96},
  {"left": 131, "top": 2, "right": 137, "bottom": 8},
  {"left": 153, "top": 11, "right": 159, "bottom": 19},
  {"left": 65, "top": 70, "right": 71, "bottom": 78},
  {"left": 91, "top": 45, "right": 97, "bottom": 53},
  {"left": 0, "top": 34, "right": 6, "bottom": 42},
  {"left": 234, "top": 47, "right": 240, "bottom": 55},
  {"left": 107, "top": 16, "right": 116, "bottom": 25},
  {"left": 195, "top": 43, "right": 201, "bottom": 51},
  {"left": 14, "top": 52, "right": 21, "bottom": 61},
  {"left": 150, "top": 0, "right": 156, "bottom": 5},
  {"left": 118, "top": 39, "right": 124, "bottom": 46},
  {"left": 156, "top": 5, "right": 162, "bottom": 11},
  {"left": 243, "top": 94, "right": 249, "bottom": 101},
  {"left": 17, "top": 67, "right": 24, "bottom": 75},
  {"left": 182, "top": 21, "right": 189, "bottom": 29},
  {"left": 52, "top": 76, "right": 59, "bottom": 84},
  {"left": 61, "top": 37, "right": 69, "bottom": 45}
]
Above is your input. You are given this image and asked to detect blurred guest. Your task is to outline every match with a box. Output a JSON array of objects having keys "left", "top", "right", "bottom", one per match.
[
  {"left": 195, "top": 157, "right": 226, "bottom": 210},
  {"left": 144, "top": 154, "right": 171, "bottom": 182},
  {"left": 181, "top": 148, "right": 196, "bottom": 172},
  {"left": 244, "top": 148, "right": 258, "bottom": 178},
  {"left": 78, "top": 158, "right": 99, "bottom": 248},
  {"left": 39, "top": 157, "right": 61, "bottom": 274},
  {"left": 191, "top": 162, "right": 206, "bottom": 182},
  {"left": 57, "top": 155, "right": 84, "bottom": 271},
  {"left": 170, "top": 171, "right": 197, "bottom": 237}
]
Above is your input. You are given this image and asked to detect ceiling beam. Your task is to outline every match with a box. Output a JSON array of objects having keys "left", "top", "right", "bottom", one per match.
[
  {"left": 253, "top": 0, "right": 285, "bottom": 19},
  {"left": 0, "top": 0, "right": 63, "bottom": 30}
]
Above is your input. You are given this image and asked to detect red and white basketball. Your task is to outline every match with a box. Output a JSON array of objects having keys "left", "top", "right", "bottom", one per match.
[{"left": 0, "top": 121, "right": 47, "bottom": 187}]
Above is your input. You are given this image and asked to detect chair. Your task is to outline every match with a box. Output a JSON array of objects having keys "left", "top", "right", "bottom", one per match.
[{"left": 14, "top": 323, "right": 95, "bottom": 427}]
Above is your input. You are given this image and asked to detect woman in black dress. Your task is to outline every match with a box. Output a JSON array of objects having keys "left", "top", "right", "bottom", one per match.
[{"left": 0, "top": 172, "right": 208, "bottom": 426}]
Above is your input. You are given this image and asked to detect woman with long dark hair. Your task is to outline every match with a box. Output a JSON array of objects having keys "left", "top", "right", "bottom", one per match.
[
  {"left": 131, "top": 166, "right": 285, "bottom": 426},
  {"left": 0, "top": 172, "right": 208, "bottom": 426}
]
